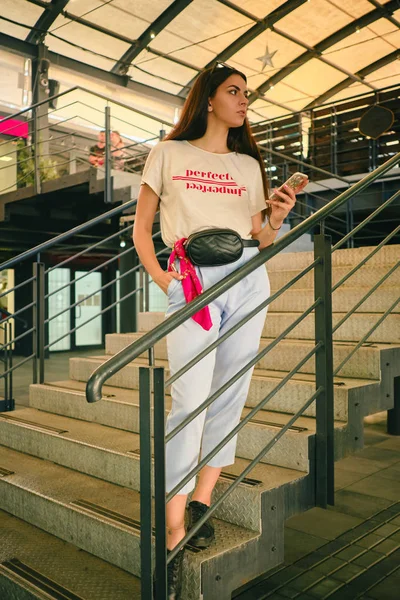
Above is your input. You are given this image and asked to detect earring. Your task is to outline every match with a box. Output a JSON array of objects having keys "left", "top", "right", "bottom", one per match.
[{"left": 208, "top": 105, "right": 212, "bottom": 112}]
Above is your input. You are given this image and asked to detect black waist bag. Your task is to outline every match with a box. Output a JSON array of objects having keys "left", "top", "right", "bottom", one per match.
[{"left": 185, "top": 228, "right": 244, "bottom": 267}]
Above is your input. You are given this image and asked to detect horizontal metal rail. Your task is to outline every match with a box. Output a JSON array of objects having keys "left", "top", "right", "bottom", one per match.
[
  {"left": 334, "top": 296, "right": 400, "bottom": 376},
  {"left": 0, "top": 199, "right": 138, "bottom": 272},
  {"left": 0, "top": 353, "right": 35, "bottom": 380},
  {"left": 167, "top": 342, "right": 322, "bottom": 498},
  {"left": 45, "top": 259, "right": 143, "bottom": 324},
  {"left": 332, "top": 261, "right": 400, "bottom": 335},
  {"left": 45, "top": 287, "right": 142, "bottom": 351},
  {"left": 166, "top": 261, "right": 319, "bottom": 386},
  {"left": 45, "top": 242, "right": 165, "bottom": 323},
  {"left": 0, "top": 327, "right": 35, "bottom": 352},
  {"left": 167, "top": 281, "right": 319, "bottom": 388},
  {"left": 0, "top": 302, "right": 35, "bottom": 326},
  {"left": 332, "top": 190, "right": 400, "bottom": 252},
  {"left": 0, "top": 277, "right": 35, "bottom": 299},
  {"left": 332, "top": 225, "right": 400, "bottom": 292},
  {"left": 86, "top": 150, "right": 400, "bottom": 404},
  {"left": 45, "top": 222, "right": 136, "bottom": 275},
  {"left": 0, "top": 85, "right": 174, "bottom": 128}
]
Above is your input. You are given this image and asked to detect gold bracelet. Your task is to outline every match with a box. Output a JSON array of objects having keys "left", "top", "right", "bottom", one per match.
[{"left": 268, "top": 219, "right": 282, "bottom": 231}]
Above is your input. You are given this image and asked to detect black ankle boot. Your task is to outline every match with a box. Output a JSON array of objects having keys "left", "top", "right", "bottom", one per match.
[
  {"left": 187, "top": 500, "right": 215, "bottom": 549},
  {"left": 153, "top": 547, "right": 185, "bottom": 600}
]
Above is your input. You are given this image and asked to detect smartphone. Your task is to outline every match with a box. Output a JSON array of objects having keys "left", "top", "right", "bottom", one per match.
[{"left": 269, "top": 172, "right": 309, "bottom": 202}]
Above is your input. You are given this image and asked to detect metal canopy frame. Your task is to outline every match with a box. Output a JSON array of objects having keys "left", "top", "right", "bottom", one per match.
[
  {"left": 3, "top": 0, "right": 400, "bottom": 114},
  {"left": 26, "top": 0, "right": 71, "bottom": 45}
]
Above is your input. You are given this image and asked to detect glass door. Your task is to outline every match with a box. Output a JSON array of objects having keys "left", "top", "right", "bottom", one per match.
[{"left": 75, "top": 271, "right": 102, "bottom": 346}]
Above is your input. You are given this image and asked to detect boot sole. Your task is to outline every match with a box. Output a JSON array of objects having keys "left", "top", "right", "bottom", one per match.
[{"left": 188, "top": 533, "right": 215, "bottom": 549}]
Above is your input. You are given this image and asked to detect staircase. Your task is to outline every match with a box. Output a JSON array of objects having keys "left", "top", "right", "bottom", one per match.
[{"left": 0, "top": 244, "right": 399, "bottom": 599}]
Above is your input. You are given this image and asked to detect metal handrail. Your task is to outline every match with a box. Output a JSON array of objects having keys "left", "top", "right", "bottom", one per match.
[
  {"left": 332, "top": 261, "right": 400, "bottom": 334},
  {"left": 334, "top": 296, "right": 400, "bottom": 376},
  {"left": 0, "top": 199, "right": 138, "bottom": 272},
  {"left": 168, "top": 385, "right": 323, "bottom": 562},
  {"left": 165, "top": 301, "right": 321, "bottom": 446},
  {"left": 332, "top": 226, "right": 400, "bottom": 292},
  {"left": 166, "top": 261, "right": 319, "bottom": 386},
  {"left": 0, "top": 85, "right": 174, "bottom": 128},
  {"left": 86, "top": 150, "right": 400, "bottom": 404}
]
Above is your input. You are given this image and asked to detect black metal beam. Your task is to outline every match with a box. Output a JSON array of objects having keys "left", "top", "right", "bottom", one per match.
[
  {"left": 111, "top": 0, "right": 193, "bottom": 75},
  {"left": 26, "top": 0, "right": 71, "bottom": 44},
  {"left": 303, "top": 49, "right": 400, "bottom": 109},
  {"left": 180, "top": 0, "right": 308, "bottom": 96},
  {"left": 248, "top": 0, "right": 400, "bottom": 104},
  {"left": 0, "top": 32, "right": 184, "bottom": 108}
]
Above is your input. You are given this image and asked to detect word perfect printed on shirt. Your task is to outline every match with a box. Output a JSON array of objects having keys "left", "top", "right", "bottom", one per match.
[{"left": 172, "top": 169, "right": 247, "bottom": 196}]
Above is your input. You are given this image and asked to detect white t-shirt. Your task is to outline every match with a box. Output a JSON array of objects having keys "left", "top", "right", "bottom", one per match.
[{"left": 140, "top": 139, "right": 267, "bottom": 248}]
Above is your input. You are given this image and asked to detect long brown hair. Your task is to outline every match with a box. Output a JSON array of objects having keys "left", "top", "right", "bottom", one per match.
[{"left": 165, "top": 65, "right": 270, "bottom": 218}]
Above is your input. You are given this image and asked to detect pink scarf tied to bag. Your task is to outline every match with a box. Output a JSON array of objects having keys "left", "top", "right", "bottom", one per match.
[{"left": 168, "top": 238, "right": 213, "bottom": 331}]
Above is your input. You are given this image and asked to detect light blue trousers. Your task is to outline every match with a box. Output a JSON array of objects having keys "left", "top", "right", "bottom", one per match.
[{"left": 165, "top": 247, "right": 270, "bottom": 496}]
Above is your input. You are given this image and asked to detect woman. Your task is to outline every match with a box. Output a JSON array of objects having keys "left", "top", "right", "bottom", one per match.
[{"left": 133, "top": 63, "right": 296, "bottom": 599}]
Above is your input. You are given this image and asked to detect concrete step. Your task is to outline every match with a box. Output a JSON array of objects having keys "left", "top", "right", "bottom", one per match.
[
  {"left": 66, "top": 356, "right": 387, "bottom": 423},
  {"left": 268, "top": 264, "right": 400, "bottom": 291},
  {"left": 28, "top": 380, "right": 349, "bottom": 472},
  {"left": 266, "top": 244, "right": 400, "bottom": 272},
  {"left": 268, "top": 286, "right": 400, "bottom": 313},
  {"left": 0, "top": 406, "right": 309, "bottom": 530},
  {"left": 106, "top": 333, "right": 398, "bottom": 380},
  {"left": 138, "top": 311, "right": 400, "bottom": 343},
  {"left": 0, "top": 509, "right": 141, "bottom": 600},
  {"left": 0, "top": 446, "right": 290, "bottom": 599}
]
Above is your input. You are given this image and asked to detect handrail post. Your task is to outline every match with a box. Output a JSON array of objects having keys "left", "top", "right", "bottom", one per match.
[
  {"left": 153, "top": 367, "right": 167, "bottom": 600},
  {"left": 140, "top": 366, "right": 153, "bottom": 600},
  {"left": 7, "top": 322, "right": 14, "bottom": 410},
  {"left": 33, "top": 107, "right": 41, "bottom": 196},
  {"left": 144, "top": 271, "right": 150, "bottom": 312},
  {"left": 105, "top": 106, "right": 113, "bottom": 204},
  {"left": 139, "top": 266, "right": 144, "bottom": 313},
  {"left": 33, "top": 261, "right": 46, "bottom": 384},
  {"left": 313, "top": 234, "right": 334, "bottom": 507}
]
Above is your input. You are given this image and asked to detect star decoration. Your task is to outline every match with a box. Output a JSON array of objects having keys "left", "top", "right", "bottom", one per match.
[{"left": 257, "top": 45, "right": 278, "bottom": 70}]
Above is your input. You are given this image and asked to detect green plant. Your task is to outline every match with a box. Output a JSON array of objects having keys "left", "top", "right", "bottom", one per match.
[{"left": 17, "top": 139, "right": 59, "bottom": 188}]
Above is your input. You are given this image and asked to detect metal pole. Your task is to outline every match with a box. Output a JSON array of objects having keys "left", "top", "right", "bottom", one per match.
[
  {"left": 144, "top": 271, "right": 150, "bottom": 313},
  {"left": 105, "top": 106, "right": 112, "bottom": 204},
  {"left": 33, "top": 107, "right": 41, "bottom": 196},
  {"left": 139, "top": 366, "right": 153, "bottom": 600},
  {"left": 4, "top": 323, "right": 8, "bottom": 406},
  {"left": 32, "top": 263, "right": 38, "bottom": 384},
  {"left": 8, "top": 322, "right": 13, "bottom": 410},
  {"left": 153, "top": 367, "right": 167, "bottom": 600},
  {"left": 387, "top": 376, "right": 400, "bottom": 436},
  {"left": 139, "top": 266, "right": 144, "bottom": 313},
  {"left": 36, "top": 262, "right": 46, "bottom": 384},
  {"left": 313, "top": 234, "right": 335, "bottom": 507}
]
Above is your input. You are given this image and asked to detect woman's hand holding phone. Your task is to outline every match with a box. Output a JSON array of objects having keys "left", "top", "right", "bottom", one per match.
[{"left": 266, "top": 172, "right": 308, "bottom": 229}]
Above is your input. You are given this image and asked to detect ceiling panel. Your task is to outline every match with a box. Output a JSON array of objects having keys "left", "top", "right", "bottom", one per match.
[
  {"left": 324, "top": 0, "right": 375, "bottom": 19},
  {"left": 129, "top": 55, "right": 198, "bottom": 92},
  {"left": 229, "top": 29, "right": 305, "bottom": 84},
  {"left": 111, "top": 0, "right": 173, "bottom": 23},
  {"left": 276, "top": 0, "right": 353, "bottom": 47},
  {"left": 127, "top": 67, "right": 183, "bottom": 96},
  {"left": 224, "top": 0, "right": 290, "bottom": 19},
  {"left": 69, "top": 0, "right": 170, "bottom": 40},
  {"left": 325, "top": 33, "right": 397, "bottom": 74},
  {"left": 367, "top": 17, "right": 399, "bottom": 36},
  {"left": 323, "top": 81, "right": 372, "bottom": 104},
  {"left": 47, "top": 19, "right": 131, "bottom": 69},
  {"left": 1, "top": 0, "right": 44, "bottom": 40},
  {"left": 277, "top": 58, "right": 347, "bottom": 98}
]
